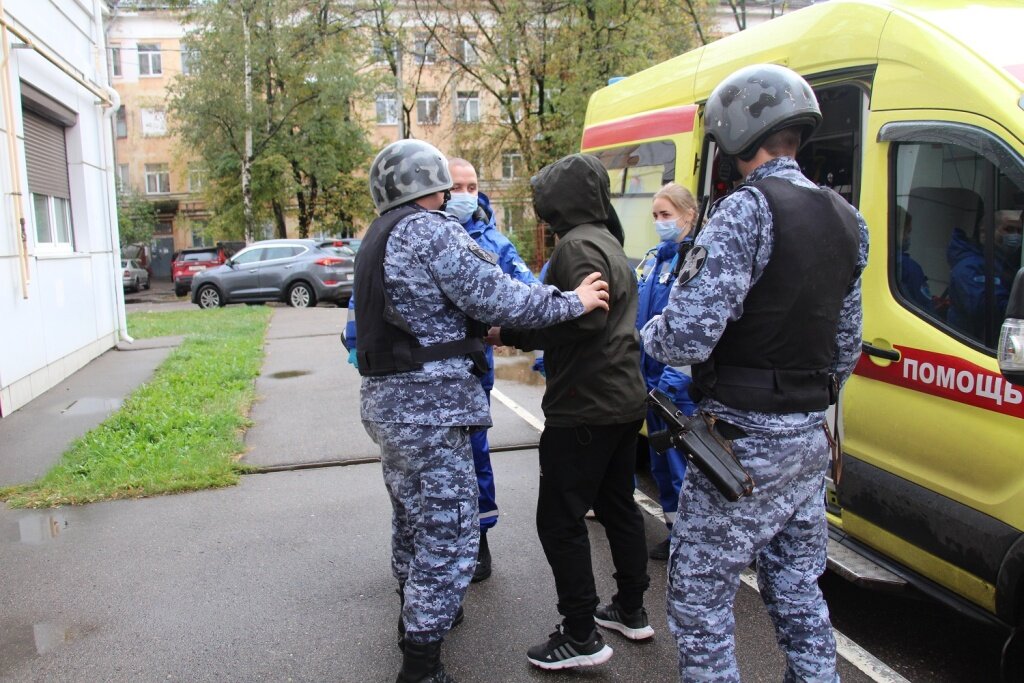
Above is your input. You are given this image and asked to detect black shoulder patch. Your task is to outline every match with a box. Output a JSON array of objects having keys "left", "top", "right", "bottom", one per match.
[
  {"left": 468, "top": 241, "right": 498, "bottom": 265},
  {"left": 676, "top": 246, "right": 708, "bottom": 286}
]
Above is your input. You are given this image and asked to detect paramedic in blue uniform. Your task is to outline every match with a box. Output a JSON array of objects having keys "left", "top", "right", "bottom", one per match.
[
  {"left": 640, "top": 64, "right": 868, "bottom": 682},
  {"left": 635, "top": 182, "right": 700, "bottom": 561},
  {"left": 356, "top": 139, "right": 610, "bottom": 683},
  {"left": 446, "top": 157, "right": 539, "bottom": 582}
]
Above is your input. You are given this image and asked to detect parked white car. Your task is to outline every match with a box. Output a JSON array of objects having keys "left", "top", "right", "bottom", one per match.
[{"left": 122, "top": 259, "right": 150, "bottom": 292}]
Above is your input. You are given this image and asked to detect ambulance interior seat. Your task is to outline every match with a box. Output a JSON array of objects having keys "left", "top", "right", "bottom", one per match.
[{"left": 903, "top": 187, "right": 984, "bottom": 315}]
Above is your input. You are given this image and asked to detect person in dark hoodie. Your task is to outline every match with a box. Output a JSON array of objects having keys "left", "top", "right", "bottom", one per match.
[{"left": 487, "top": 153, "right": 651, "bottom": 670}]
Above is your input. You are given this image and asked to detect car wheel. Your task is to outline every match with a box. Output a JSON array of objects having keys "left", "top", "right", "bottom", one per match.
[
  {"left": 143, "top": 278, "right": 151, "bottom": 290},
  {"left": 175, "top": 284, "right": 188, "bottom": 297},
  {"left": 287, "top": 282, "right": 316, "bottom": 308},
  {"left": 196, "top": 285, "right": 223, "bottom": 309}
]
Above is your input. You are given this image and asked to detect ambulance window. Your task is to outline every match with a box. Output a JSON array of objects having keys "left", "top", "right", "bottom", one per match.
[
  {"left": 592, "top": 141, "right": 677, "bottom": 261},
  {"left": 890, "top": 133, "right": 1024, "bottom": 350},
  {"left": 797, "top": 84, "right": 864, "bottom": 206},
  {"left": 593, "top": 141, "right": 675, "bottom": 196}
]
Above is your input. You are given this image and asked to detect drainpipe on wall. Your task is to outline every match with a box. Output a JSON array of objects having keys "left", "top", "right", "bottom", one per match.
[
  {"left": 91, "top": 0, "right": 132, "bottom": 343},
  {"left": 0, "top": 0, "right": 29, "bottom": 299}
]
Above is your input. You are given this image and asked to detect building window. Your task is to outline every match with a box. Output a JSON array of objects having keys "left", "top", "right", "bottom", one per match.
[
  {"left": 371, "top": 39, "right": 394, "bottom": 64},
  {"left": 115, "top": 106, "right": 127, "bottom": 138},
  {"left": 502, "top": 152, "right": 522, "bottom": 180},
  {"left": 32, "top": 194, "right": 72, "bottom": 247},
  {"left": 417, "top": 92, "right": 439, "bottom": 125},
  {"left": 413, "top": 33, "right": 436, "bottom": 65},
  {"left": 375, "top": 92, "right": 399, "bottom": 125},
  {"left": 116, "top": 164, "right": 130, "bottom": 192},
  {"left": 500, "top": 92, "right": 523, "bottom": 123},
  {"left": 140, "top": 108, "right": 167, "bottom": 137},
  {"left": 181, "top": 44, "right": 198, "bottom": 75},
  {"left": 110, "top": 47, "right": 122, "bottom": 78},
  {"left": 138, "top": 43, "right": 162, "bottom": 76},
  {"left": 460, "top": 36, "right": 478, "bottom": 65},
  {"left": 188, "top": 166, "right": 207, "bottom": 192},
  {"left": 145, "top": 163, "right": 170, "bottom": 194},
  {"left": 456, "top": 92, "right": 480, "bottom": 123},
  {"left": 23, "top": 109, "right": 74, "bottom": 251}
]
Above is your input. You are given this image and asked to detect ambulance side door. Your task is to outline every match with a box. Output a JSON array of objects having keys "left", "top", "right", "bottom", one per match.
[{"left": 841, "top": 117, "right": 1024, "bottom": 614}]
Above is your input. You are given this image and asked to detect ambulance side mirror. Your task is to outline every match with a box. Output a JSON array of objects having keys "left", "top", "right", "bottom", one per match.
[{"left": 998, "top": 268, "right": 1024, "bottom": 386}]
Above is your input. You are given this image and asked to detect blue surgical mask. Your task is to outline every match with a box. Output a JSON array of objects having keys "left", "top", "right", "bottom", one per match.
[
  {"left": 655, "top": 219, "right": 683, "bottom": 243},
  {"left": 1003, "top": 234, "right": 1022, "bottom": 251},
  {"left": 445, "top": 192, "right": 478, "bottom": 223}
]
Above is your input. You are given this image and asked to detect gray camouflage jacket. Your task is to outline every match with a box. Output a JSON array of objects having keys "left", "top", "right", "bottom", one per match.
[
  {"left": 640, "top": 156, "right": 869, "bottom": 433},
  {"left": 361, "top": 206, "right": 584, "bottom": 427}
]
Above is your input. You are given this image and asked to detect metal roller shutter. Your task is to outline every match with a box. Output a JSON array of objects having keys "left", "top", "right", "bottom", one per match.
[{"left": 23, "top": 110, "right": 70, "bottom": 199}]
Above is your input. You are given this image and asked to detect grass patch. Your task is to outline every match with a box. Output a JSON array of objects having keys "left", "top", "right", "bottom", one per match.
[{"left": 0, "top": 307, "right": 272, "bottom": 508}]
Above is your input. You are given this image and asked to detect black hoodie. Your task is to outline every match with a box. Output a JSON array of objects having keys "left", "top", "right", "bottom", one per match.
[{"left": 501, "top": 154, "right": 646, "bottom": 427}]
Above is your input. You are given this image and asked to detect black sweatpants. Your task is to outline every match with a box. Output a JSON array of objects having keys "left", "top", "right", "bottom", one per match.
[{"left": 536, "top": 419, "right": 649, "bottom": 638}]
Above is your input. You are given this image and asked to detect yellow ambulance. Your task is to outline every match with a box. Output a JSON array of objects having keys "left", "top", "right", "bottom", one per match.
[{"left": 581, "top": 0, "right": 1024, "bottom": 669}]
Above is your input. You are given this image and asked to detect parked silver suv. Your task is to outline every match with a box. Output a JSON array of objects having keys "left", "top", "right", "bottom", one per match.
[{"left": 190, "top": 239, "right": 355, "bottom": 309}]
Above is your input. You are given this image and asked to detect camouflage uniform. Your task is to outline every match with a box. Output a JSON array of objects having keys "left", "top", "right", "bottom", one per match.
[
  {"left": 640, "top": 157, "right": 868, "bottom": 682},
  {"left": 362, "top": 207, "right": 585, "bottom": 645}
]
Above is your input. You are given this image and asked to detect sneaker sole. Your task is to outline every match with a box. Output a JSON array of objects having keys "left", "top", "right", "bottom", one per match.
[
  {"left": 594, "top": 617, "right": 655, "bottom": 641},
  {"left": 527, "top": 644, "right": 613, "bottom": 670}
]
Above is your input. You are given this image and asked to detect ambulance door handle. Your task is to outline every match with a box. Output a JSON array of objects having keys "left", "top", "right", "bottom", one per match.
[{"left": 862, "top": 342, "right": 900, "bottom": 362}]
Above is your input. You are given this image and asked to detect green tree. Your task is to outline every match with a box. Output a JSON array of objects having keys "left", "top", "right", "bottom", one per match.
[
  {"left": 116, "top": 184, "right": 157, "bottom": 248},
  {"left": 168, "top": 0, "right": 376, "bottom": 240},
  {"left": 411, "top": 0, "right": 712, "bottom": 266}
]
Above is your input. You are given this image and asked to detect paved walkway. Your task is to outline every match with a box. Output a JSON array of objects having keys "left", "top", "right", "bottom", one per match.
[{"left": 0, "top": 304, "right": 875, "bottom": 682}]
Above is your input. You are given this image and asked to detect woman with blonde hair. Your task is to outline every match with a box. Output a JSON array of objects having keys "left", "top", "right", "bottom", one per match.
[{"left": 635, "top": 182, "right": 699, "bottom": 561}]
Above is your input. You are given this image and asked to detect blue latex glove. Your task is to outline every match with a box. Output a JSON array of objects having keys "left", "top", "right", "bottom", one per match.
[
  {"left": 347, "top": 348, "right": 359, "bottom": 370},
  {"left": 531, "top": 355, "right": 546, "bottom": 378}
]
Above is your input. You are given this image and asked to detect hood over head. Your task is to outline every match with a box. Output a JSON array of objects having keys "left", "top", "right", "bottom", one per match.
[{"left": 531, "top": 153, "right": 625, "bottom": 244}]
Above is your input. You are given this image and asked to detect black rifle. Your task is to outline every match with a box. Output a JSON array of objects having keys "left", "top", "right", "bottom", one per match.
[{"left": 647, "top": 388, "right": 755, "bottom": 502}]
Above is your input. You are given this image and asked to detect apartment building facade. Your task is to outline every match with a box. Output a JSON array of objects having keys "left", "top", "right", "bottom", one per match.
[{"left": 106, "top": 5, "right": 207, "bottom": 279}]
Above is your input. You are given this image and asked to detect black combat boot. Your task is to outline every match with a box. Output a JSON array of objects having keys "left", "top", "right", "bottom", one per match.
[
  {"left": 471, "top": 531, "right": 491, "bottom": 583},
  {"left": 395, "top": 639, "right": 456, "bottom": 683}
]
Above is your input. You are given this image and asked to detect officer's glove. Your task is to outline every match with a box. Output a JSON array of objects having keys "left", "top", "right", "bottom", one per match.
[{"left": 347, "top": 348, "right": 359, "bottom": 370}]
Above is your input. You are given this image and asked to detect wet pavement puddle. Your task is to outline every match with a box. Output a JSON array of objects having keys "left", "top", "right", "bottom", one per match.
[
  {"left": 0, "top": 622, "right": 96, "bottom": 674},
  {"left": 268, "top": 370, "right": 311, "bottom": 379},
  {"left": 18, "top": 512, "right": 68, "bottom": 544},
  {"left": 60, "top": 397, "right": 122, "bottom": 415}
]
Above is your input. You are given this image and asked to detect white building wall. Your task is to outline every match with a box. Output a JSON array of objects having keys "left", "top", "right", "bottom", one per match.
[{"left": 0, "top": 0, "right": 123, "bottom": 417}]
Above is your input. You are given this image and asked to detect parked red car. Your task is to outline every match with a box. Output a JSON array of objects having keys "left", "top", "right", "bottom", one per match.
[{"left": 172, "top": 243, "right": 243, "bottom": 296}]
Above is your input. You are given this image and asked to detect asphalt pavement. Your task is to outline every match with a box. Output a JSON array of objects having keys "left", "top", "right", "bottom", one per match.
[{"left": 0, "top": 291, "right": 879, "bottom": 682}]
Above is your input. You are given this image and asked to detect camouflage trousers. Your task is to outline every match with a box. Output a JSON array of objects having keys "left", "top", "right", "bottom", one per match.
[
  {"left": 363, "top": 421, "right": 479, "bottom": 644},
  {"left": 667, "top": 423, "right": 838, "bottom": 683}
]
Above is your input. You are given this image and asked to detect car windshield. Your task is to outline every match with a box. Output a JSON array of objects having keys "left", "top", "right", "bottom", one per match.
[
  {"left": 322, "top": 246, "right": 356, "bottom": 258},
  {"left": 179, "top": 250, "right": 217, "bottom": 262}
]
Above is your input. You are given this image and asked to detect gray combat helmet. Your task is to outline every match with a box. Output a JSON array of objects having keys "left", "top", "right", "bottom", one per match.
[
  {"left": 704, "top": 64, "right": 821, "bottom": 161},
  {"left": 369, "top": 139, "right": 452, "bottom": 214}
]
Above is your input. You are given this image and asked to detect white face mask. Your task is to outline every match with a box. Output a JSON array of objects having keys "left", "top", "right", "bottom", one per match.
[
  {"left": 654, "top": 219, "right": 683, "bottom": 242},
  {"left": 444, "top": 192, "right": 478, "bottom": 223}
]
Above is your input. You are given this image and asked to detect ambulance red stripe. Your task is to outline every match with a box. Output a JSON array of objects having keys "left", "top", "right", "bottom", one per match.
[
  {"left": 854, "top": 345, "right": 1024, "bottom": 419},
  {"left": 581, "top": 105, "right": 697, "bottom": 150}
]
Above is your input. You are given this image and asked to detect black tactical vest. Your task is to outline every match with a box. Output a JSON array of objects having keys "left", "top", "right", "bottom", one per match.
[
  {"left": 692, "top": 177, "right": 860, "bottom": 412},
  {"left": 354, "top": 204, "right": 488, "bottom": 377}
]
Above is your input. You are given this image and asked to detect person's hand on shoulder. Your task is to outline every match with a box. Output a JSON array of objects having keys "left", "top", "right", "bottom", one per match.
[
  {"left": 485, "top": 326, "right": 504, "bottom": 347},
  {"left": 575, "top": 272, "right": 610, "bottom": 313}
]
